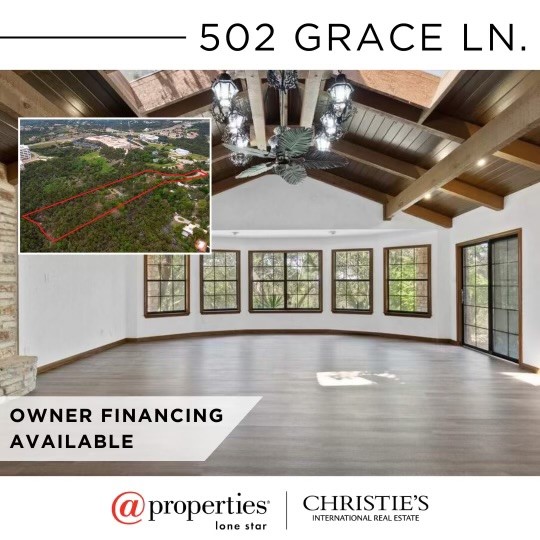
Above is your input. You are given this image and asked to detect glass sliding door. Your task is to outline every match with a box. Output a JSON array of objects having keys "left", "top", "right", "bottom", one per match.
[
  {"left": 491, "top": 236, "right": 520, "bottom": 361},
  {"left": 462, "top": 242, "right": 490, "bottom": 351},
  {"left": 460, "top": 233, "right": 520, "bottom": 363}
]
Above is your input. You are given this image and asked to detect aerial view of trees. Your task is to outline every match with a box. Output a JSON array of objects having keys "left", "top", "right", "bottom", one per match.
[{"left": 20, "top": 119, "right": 210, "bottom": 253}]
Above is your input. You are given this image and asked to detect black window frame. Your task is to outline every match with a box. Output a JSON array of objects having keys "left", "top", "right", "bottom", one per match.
[
  {"left": 144, "top": 254, "right": 190, "bottom": 318},
  {"left": 200, "top": 250, "right": 241, "bottom": 314},
  {"left": 332, "top": 249, "right": 373, "bottom": 314},
  {"left": 384, "top": 244, "right": 432, "bottom": 318},
  {"left": 248, "top": 250, "right": 323, "bottom": 313}
]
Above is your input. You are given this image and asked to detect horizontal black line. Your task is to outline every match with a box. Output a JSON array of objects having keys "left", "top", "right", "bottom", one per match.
[{"left": 0, "top": 36, "right": 187, "bottom": 40}]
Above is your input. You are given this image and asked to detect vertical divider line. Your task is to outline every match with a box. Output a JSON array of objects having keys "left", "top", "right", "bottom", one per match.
[{"left": 285, "top": 490, "right": 288, "bottom": 530}]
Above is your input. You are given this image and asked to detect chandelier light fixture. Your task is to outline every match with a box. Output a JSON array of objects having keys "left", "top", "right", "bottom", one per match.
[
  {"left": 315, "top": 131, "right": 331, "bottom": 152},
  {"left": 267, "top": 70, "right": 299, "bottom": 92},
  {"left": 317, "top": 71, "right": 356, "bottom": 142},
  {"left": 328, "top": 72, "right": 354, "bottom": 115},
  {"left": 210, "top": 70, "right": 356, "bottom": 184},
  {"left": 320, "top": 111, "right": 338, "bottom": 136},
  {"left": 227, "top": 112, "right": 247, "bottom": 135},
  {"left": 212, "top": 72, "right": 238, "bottom": 111}
]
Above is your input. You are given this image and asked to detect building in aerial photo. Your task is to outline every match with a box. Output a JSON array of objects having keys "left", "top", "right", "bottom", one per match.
[{"left": 0, "top": 69, "right": 539, "bottom": 476}]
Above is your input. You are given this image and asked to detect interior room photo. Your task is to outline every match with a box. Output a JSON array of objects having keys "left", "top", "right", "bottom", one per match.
[{"left": 1, "top": 69, "right": 540, "bottom": 475}]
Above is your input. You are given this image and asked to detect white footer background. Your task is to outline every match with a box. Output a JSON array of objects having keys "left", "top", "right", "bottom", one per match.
[{"left": 0, "top": 476, "right": 535, "bottom": 539}]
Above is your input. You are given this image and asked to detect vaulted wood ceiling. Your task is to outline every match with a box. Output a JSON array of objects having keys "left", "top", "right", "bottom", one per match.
[{"left": 1, "top": 69, "right": 539, "bottom": 227}]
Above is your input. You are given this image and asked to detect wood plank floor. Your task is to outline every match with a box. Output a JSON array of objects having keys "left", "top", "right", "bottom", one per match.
[{"left": 2, "top": 334, "right": 540, "bottom": 475}]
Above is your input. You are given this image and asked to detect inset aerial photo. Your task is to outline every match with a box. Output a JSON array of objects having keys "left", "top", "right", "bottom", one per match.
[{"left": 19, "top": 118, "right": 211, "bottom": 253}]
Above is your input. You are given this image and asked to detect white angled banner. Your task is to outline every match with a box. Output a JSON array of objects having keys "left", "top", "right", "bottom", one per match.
[{"left": 0, "top": 397, "right": 260, "bottom": 460}]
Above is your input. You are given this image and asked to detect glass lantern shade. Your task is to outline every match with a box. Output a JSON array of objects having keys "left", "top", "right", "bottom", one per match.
[
  {"left": 212, "top": 73, "right": 239, "bottom": 109},
  {"left": 229, "top": 131, "right": 249, "bottom": 148},
  {"left": 328, "top": 73, "right": 353, "bottom": 105},
  {"left": 227, "top": 112, "right": 246, "bottom": 134},
  {"left": 321, "top": 111, "right": 338, "bottom": 135},
  {"left": 315, "top": 133, "right": 331, "bottom": 152}
]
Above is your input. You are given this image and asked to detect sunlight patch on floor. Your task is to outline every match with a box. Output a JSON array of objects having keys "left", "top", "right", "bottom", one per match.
[
  {"left": 317, "top": 371, "right": 377, "bottom": 387},
  {"left": 502, "top": 372, "right": 540, "bottom": 386}
]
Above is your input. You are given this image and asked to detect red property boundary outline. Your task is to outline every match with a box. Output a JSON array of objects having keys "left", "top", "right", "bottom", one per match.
[{"left": 21, "top": 168, "right": 209, "bottom": 243}]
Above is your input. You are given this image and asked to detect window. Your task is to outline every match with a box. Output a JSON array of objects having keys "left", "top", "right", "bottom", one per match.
[
  {"left": 200, "top": 250, "right": 240, "bottom": 314},
  {"left": 332, "top": 249, "right": 373, "bottom": 313},
  {"left": 249, "top": 251, "right": 322, "bottom": 312},
  {"left": 144, "top": 255, "right": 189, "bottom": 317},
  {"left": 459, "top": 231, "right": 521, "bottom": 363},
  {"left": 384, "top": 245, "right": 431, "bottom": 317}
]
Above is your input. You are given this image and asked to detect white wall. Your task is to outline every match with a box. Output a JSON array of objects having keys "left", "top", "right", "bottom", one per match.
[
  {"left": 449, "top": 182, "right": 540, "bottom": 368},
  {"left": 130, "top": 229, "right": 452, "bottom": 341},
  {"left": 19, "top": 255, "right": 130, "bottom": 367},
  {"left": 213, "top": 174, "right": 439, "bottom": 231}
]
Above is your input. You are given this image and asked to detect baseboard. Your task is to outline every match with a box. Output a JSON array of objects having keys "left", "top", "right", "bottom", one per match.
[
  {"left": 126, "top": 329, "right": 456, "bottom": 345},
  {"left": 37, "top": 338, "right": 128, "bottom": 375},
  {"left": 520, "top": 362, "right": 539, "bottom": 374},
  {"left": 36, "top": 331, "right": 456, "bottom": 375}
]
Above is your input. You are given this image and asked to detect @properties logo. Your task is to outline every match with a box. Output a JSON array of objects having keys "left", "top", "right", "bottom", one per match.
[{"left": 112, "top": 491, "right": 146, "bottom": 525}]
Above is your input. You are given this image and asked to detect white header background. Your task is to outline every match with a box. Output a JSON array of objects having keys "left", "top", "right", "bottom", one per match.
[{"left": 0, "top": 0, "right": 537, "bottom": 69}]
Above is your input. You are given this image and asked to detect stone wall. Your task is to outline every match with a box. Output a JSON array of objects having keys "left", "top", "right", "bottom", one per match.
[
  {"left": 0, "top": 355, "right": 37, "bottom": 395},
  {"left": 0, "top": 166, "right": 37, "bottom": 395},
  {"left": 0, "top": 166, "right": 17, "bottom": 361}
]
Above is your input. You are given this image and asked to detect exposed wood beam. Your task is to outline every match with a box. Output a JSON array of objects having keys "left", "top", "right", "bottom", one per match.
[
  {"left": 309, "top": 170, "right": 452, "bottom": 228},
  {"left": 386, "top": 79, "right": 540, "bottom": 218},
  {"left": 440, "top": 180, "right": 503, "bottom": 210},
  {"left": 418, "top": 71, "right": 466, "bottom": 124},
  {"left": 333, "top": 138, "right": 504, "bottom": 210},
  {"left": 0, "top": 71, "right": 65, "bottom": 118},
  {"left": 402, "top": 205, "right": 453, "bottom": 228},
  {"left": 425, "top": 114, "right": 540, "bottom": 170},
  {"left": 217, "top": 128, "right": 505, "bottom": 211},
  {"left": 212, "top": 144, "right": 231, "bottom": 164},
  {"left": 342, "top": 74, "right": 540, "bottom": 171},
  {"left": 309, "top": 169, "right": 390, "bottom": 204},
  {"left": 5, "top": 162, "right": 18, "bottom": 185},
  {"left": 146, "top": 89, "right": 214, "bottom": 117},
  {"left": 333, "top": 138, "right": 425, "bottom": 180},
  {"left": 98, "top": 70, "right": 144, "bottom": 116},
  {"left": 300, "top": 71, "right": 324, "bottom": 128},
  {"left": 213, "top": 174, "right": 265, "bottom": 195},
  {"left": 245, "top": 71, "right": 267, "bottom": 150}
]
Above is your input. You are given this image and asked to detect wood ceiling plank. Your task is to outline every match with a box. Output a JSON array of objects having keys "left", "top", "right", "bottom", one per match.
[
  {"left": 385, "top": 79, "right": 540, "bottom": 218},
  {"left": 347, "top": 80, "right": 540, "bottom": 171},
  {"left": 333, "top": 138, "right": 504, "bottom": 210},
  {"left": 0, "top": 71, "right": 65, "bottom": 118}
]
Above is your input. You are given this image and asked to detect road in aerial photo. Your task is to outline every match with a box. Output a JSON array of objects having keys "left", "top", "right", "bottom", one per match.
[{"left": 19, "top": 118, "right": 211, "bottom": 253}]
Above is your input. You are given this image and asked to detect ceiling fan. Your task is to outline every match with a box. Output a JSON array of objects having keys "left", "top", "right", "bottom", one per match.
[
  {"left": 223, "top": 126, "right": 347, "bottom": 185},
  {"left": 210, "top": 70, "right": 355, "bottom": 185}
]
